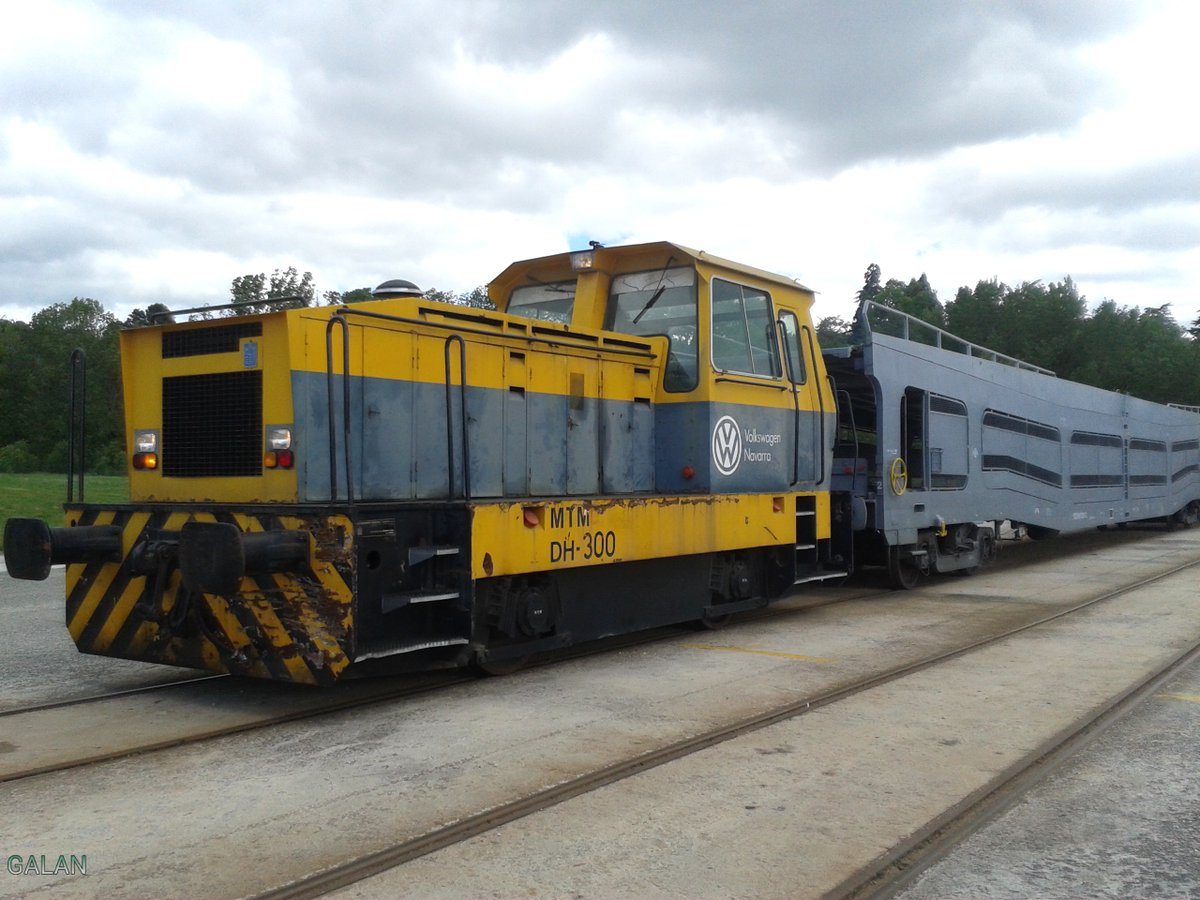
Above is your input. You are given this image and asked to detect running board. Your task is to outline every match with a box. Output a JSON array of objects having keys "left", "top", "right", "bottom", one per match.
[
  {"left": 381, "top": 590, "right": 460, "bottom": 614},
  {"left": 353, "top": 637, "right": 469, "bottom": 661},
  {"left": 794, "top": 571, "right": 850, "bottom": 585}
]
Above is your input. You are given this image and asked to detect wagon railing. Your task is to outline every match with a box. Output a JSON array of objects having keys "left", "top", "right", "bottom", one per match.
[{"left": 856, "top": 300, "right": 1055, "bottom": 376}]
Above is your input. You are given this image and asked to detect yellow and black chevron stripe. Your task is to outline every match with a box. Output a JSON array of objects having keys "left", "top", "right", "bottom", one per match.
[{"left": 64, "top": 507, "right": 354, "bottom": 685}]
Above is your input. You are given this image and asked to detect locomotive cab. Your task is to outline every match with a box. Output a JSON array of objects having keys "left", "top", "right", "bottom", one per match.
[{"left": 488, "top": 242, "right": 837, "bottom": 497}]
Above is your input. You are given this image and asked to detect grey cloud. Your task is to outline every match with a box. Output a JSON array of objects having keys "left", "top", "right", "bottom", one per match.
[
  {"left": 58, "top": 0, "right": 1136, "bottom": 194},
  {"left": 1026, "top": 208, "right": 1200, "bottom": 255},
  {"left": 931, "top": 152, "right": 1200, "bottom": 227},
  {"left": 432, "top": 0, "right": 1134, "bottom": 166},
  {"left": 0, "top": 0, "right": 1184, "bottom": 320}
]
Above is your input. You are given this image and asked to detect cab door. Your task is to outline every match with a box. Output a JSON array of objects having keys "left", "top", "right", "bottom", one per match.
[{"left": 777, "top": 310, "right": 826, "bottom": 487}]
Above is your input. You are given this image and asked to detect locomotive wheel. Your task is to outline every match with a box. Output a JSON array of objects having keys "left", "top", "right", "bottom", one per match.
[
  {"left": 471, "top": 653, "right": 531, "bottom": 677},
  {"left": 695, "top": 611, "right": 731, "bottom": 630},
  {"left": 887, "top": 546, "right": 921, "bottom": 590}
]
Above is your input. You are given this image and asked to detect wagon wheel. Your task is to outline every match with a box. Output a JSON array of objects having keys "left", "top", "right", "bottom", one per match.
[
  {"left": 958, "top": 528, "right": 996, "bottom": 576},
  {"left": 887, "top": 546, "right": 921, "bottom": 590},
  {"left": 1025, "top": 524, "right": 1059, "bottom": 541}
]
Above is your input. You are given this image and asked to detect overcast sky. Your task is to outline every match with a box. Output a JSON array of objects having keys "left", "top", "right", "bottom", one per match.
[{"left": 2, "top": 0, "right": 1197, "bottom": 329}]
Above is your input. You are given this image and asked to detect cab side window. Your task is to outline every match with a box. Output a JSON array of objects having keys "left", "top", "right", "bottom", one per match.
[
  {"left": 778, "top": 310, "right": 807, "bottom": 384},
  {"left": 507, "top": 281, "right": 575, "bottom": 324},
  {"left": 711, "top": 278, "right": 780, "bottom": 377}
]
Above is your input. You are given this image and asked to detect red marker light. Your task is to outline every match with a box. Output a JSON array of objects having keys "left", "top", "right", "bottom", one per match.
[
  {"left": 265, "top": 451, "right": 295, "bottom": 469},
  {"left": 682, "top": 465, "right": 695, "bottom": 480}
]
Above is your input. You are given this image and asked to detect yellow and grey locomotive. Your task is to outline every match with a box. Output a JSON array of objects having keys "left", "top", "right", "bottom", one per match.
[{"left": 5, "top": 242, "right": 844, "bottom": 683}]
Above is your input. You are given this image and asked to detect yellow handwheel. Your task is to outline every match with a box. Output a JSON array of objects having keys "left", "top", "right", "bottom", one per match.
[{"left": 889, "top": 456, "right": 908, "bottom": 495}]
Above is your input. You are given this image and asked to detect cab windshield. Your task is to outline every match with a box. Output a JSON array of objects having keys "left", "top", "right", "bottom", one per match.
[{"left": 606, "top": 266, "right": 698, "bottom": 391}]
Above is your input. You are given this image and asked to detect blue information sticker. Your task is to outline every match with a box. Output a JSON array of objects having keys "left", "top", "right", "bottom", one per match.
[{"left": 243, "top": 341, "right": 258, "bottom": 368}]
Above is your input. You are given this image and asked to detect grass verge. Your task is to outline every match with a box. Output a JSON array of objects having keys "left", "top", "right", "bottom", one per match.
[{"left": 0, "top": 473, "right": 129, "bottom": 547}]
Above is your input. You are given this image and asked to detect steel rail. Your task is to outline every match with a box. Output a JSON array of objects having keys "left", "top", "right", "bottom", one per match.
[
  {"left": 0, "top": 673, "right": 226, "bottom": 719},
  {"left": 0, "top": 673, "right": 473, "bottom": 785}
]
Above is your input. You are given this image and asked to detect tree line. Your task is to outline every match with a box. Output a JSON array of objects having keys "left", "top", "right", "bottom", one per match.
[
  {"left": 0, "top": 269, "right": 490, "bottom": 474},
  {"left": 2, "top": 264, "right": 1197, "bottom": 474},
  {"left": 817, "top": 264, "right": 1200, "bottom": 407}
]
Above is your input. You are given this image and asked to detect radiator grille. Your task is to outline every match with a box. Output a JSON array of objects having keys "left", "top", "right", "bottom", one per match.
[
  {"left": 162, "top": 371, "right": 262, "bottom": 477},
  {"left": 162, "top": 322, "right": 263, "bottom": 358}
]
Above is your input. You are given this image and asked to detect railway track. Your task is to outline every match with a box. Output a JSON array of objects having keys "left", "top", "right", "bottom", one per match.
[
  {"left": 837, "top": 634, "right": 1200, "bottom": 899},
  {"left": 0, "top": 527, "right": 1169, "bottom": 788},
  {"left": 0, "top": 580, "right": 878, "bottom": 786},
  {"left": 2, "top": 527, "right": 1195, "bottom": 897},
  {"left": 250, "top": 553, "right": 1200, "bottom": 899}
]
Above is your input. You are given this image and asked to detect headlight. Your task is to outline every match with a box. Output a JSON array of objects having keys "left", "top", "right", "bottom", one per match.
[
  {"left": 569, "top": 250, "right": 595, "bottom": 271},
  {"left": 266, "top": 426, "right": 292, "bottom": 450}
]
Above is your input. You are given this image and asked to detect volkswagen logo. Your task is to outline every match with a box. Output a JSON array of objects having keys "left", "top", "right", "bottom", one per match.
[{"left": 712, "top": 415, "right": 742, "bottom": 476}]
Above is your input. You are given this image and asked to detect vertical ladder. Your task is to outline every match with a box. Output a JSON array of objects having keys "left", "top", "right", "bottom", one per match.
[
  {"left": 795, "top": 496, "right": 819, "bottom": 569},
  {"left": 793, "top": 495, "right": 848, "bottom": 585},
  {"left": 380, "top": 545, "right": 463, "bottom": 614}
]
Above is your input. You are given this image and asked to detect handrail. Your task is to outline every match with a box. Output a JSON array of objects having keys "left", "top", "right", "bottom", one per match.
[
  {"left": 856, "top": 299, "right": 1055, "bottom": 376},
  {"left": 712, "top": 375, "right": 788, "bottom": 390},
  {"left": 325, "top": 315, "right": 354, "bottom": 504},
  {"left": 66, "top": 348, "right": 86, "bottom": 503},
  {"left": 148, "top": 296, "right": 305, "bottom": 322},
  {"left": 802, "top": 327, "right": 827, "bottom": 487},
  {"left": 835, "top": 387, "right": 860, "bottom": 463},
  {"left": 444, "top": 335, "right": 471, "bottom": 499},
  {"left": 335, "top": 306, "right": 656, "bottom": 360},
  {"left": 776, "top": 319, "right": 802, "bottom": 487}
]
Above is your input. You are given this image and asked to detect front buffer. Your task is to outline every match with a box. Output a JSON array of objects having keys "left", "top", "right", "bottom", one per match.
[{"left": 5, "top": 507, "right": 358, "bottom": 685}]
